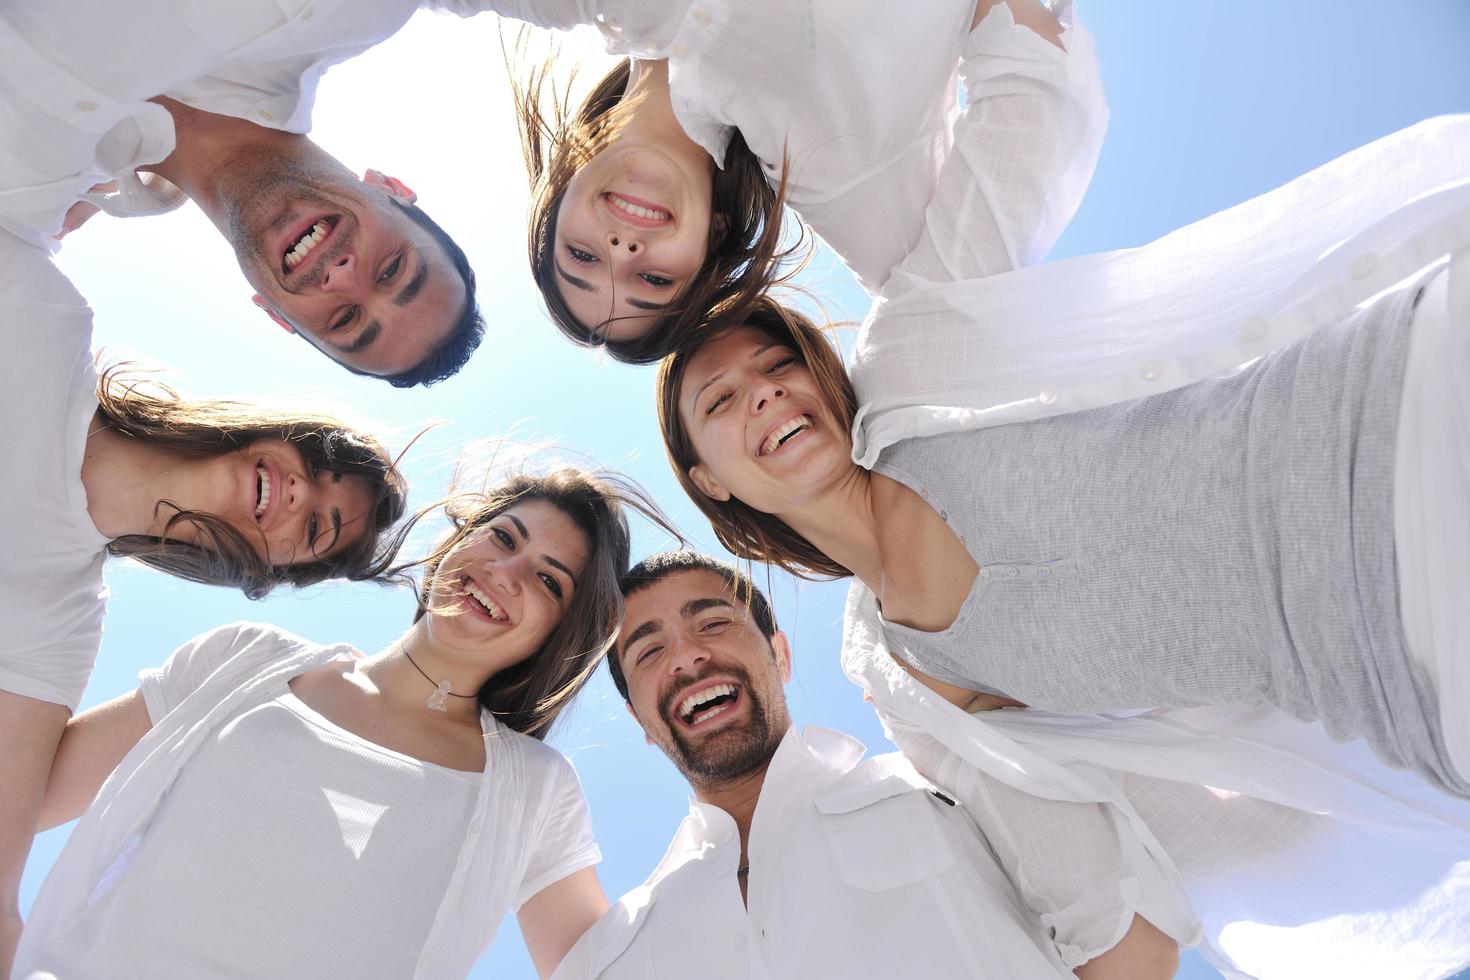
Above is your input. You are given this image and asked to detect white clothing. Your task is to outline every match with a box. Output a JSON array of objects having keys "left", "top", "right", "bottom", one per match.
[
  {"left": 34, "top": 688, "right": 480, "bottom": 978},
  {"left": 14, "top": 622, "right": 602, "bottom": 980},
  {"left": 0, "top": 0, "right": 471, "bottom": 247},
  {"left": 1396, "top": 252, "right": 1470, "bottom": 782},
  {"left": 553, "top": 725, "right": 1165, "bottom": 979},
  {"left": 468, "top": 0, "right": 1108, "bottom": 293},
  {"left": 850, "top": 115, "right": 1470, "bottom": 466},
  {"left": 843, "top": 585, "right": 1470, "bottom": 979},
  {"left": 0, "top": 230, "right": 109, "bottom": 712}
]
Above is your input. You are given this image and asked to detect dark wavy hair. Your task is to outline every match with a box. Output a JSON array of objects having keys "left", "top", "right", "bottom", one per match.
[
  {"left": 96, "top": 365, "right": 411, "bottom": 599},
  {"left": 511, "top": 49, "right": 804, "bottom": 364},
  {"left": 405, "top": 466, "right": 673, "bottom": 739},
  {"left": 656, "top": 297, "right": 858, "bottom": 580}
]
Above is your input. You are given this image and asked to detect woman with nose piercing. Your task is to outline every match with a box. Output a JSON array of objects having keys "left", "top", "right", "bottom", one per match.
[
  {"left": 12, "top": 466, "right": 668, "bottom": 979},
  {"left": 503, "top": 0, "right": 1107, "bottom": 361}
]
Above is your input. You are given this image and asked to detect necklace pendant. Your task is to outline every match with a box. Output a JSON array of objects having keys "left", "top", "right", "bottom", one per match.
[{"left": 426, "top": 679, "right": 452, "bottom": 712}]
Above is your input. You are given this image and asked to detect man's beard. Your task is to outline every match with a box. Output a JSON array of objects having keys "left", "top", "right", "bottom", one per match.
[
  {"left": 214, "top": 148, "right": 357, "bottom": 283},
  {"left": 660, "top": 663, "right": 786, "bottom": 785}
]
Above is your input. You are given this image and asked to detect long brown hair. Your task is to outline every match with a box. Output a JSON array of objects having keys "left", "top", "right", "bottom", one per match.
[
  {"left": 96, "top": 366, "right": 410, "bottom": 599},
  {"left": 656, "top": 296, "right": 857, "bottom": 580},
  {"left": 406, "top": 466, "right": 674, "bottom": 739},
  {"left": 510, "top": 45, "right": 804, "bottom": 364}
]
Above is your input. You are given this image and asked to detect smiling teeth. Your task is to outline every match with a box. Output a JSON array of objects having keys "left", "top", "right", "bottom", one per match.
[
  {"left": 679, "top": 683, "right": 735, "bottom": 721},
  {"left": 254, "top": 465, "right": 271, "bottom": 519},
  {"left": 284, "top": 221, "right": 328, "bottom": 269},
  {"left": 464, "top": 581, "right": 507, "bottom": 622},
  {"left": 607, "top": 194, "right": 670, "bottom": 221},
  {"left": 761, "top": 415, "right": 812, "bottom": 456}
]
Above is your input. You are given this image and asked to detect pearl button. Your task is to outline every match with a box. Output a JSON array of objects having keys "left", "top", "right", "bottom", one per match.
[
  {"left": 1141, "top": 361, "right": 1162, "bottom": 381},
  {"left": 75, "top": 100, "right": 98, "bottom": 112},
  {"left": 693, "top": 7, "right": 712, "bottom": 25},
  {"left": 979, "top": 568, "right": 991, "bottom": 578},
  {"left": 257, "top": 108, "right": 274, "bottom": 121},
  {"left": 1241, "top": 315, "right": 1268, "bottom": 343},
  {"left": 672, "top": 43, "right": 689, "bottom": 58},
  {"left": 1350, "top": 252, "right": 1378, "bottom": 280},
  {"left": 1038, "top": 386, "right": 1059, "bottom": 406}
]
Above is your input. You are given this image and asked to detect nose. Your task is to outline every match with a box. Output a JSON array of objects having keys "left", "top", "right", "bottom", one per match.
[
  {"left": 750, "top": 376, "right": 786, "bottom": 413},
  {"left": 485, "top": 557, "right": 524, "bottom": 597},
  {"left": 319, "top": 252, "right": 358, "bottom": 292},
  {"left": 666, "top": 632, "right": 710, "bottom": 675},
  {"left": 284, "top": 470, "right": 316, "bottom": 514},
  {"left": 605, "top": 230, "right": 641, "bottom": 256}
]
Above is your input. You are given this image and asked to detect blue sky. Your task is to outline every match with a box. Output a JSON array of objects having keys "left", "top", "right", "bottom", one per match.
[{"left": 20, "top": 3, "right": 1470, "bottom": 978}]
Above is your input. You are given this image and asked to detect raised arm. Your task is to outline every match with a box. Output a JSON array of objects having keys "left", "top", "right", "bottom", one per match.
[
  {"left": 518, "top": 866, "right": 609, "bottom": 978},
  {"left": 0, "top": 693, "right": 70, "bottom": 974},
  {"left": 38, "top": 690, "right": 153, "bottom": 831}
]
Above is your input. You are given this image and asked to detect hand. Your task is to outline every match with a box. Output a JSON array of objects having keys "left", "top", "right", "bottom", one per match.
[{"left": 51, "top": 180, "right": 118, "bottom": 241}]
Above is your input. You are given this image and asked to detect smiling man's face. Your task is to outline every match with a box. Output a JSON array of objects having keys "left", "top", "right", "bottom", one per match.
[
  {"left": 618, "top": 568, "right": 792, "bottom": 786},
  {"left": 220, "top": 155, "right": 468, "bottom": 378}
]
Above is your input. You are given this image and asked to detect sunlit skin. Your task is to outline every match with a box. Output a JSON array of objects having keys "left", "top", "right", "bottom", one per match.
[
  {"left": 144, "top": 99, "right": 467, "bottom": 377},
  {"left": 81, "top": 430, "right": 377, "bottom": 567},
  {"left": 553, "top": 60, "right": 715, "bottom": 343}
]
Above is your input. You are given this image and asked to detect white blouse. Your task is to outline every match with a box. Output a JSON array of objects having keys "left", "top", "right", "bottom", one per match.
[
  {"left": 467, "top": 0, "right": 1109, "bottom": 293},
  {"left": 850, "top": 114, "right": 1470, "bottom": 465}
]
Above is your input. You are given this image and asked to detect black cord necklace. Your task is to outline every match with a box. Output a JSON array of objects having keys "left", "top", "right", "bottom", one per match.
[{"left": 402, "top": 647, "right": 476, "bottom": 711}]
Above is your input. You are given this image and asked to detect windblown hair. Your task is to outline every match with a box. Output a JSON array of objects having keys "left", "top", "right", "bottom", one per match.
[
  {"left": 96, "top": 366, "right": 410, "bottom": 599},
  {"left": 656, "top": 296, "right": 858, "bottom": 580},
  {"left": 511, "top": 48, "right": 802, "bottom": 364},
  {"left": 407, "top": 466, "right": 673, "bottom": 739},
  {"left": 608, "top": 550, "right": 777, "bottom": 702}
]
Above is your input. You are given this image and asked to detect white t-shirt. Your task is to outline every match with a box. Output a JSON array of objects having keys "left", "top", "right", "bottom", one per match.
[
  {"left": 15, "top": 623, "right": 602, "bottom": 979},
  {"left": 0, "top": 230, "right": 109, "bottom": 712}
]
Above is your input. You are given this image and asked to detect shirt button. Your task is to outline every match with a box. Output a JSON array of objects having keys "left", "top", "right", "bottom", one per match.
[
  {"left": 1039, "top": 566, "right": 1052, "bottom": 577},
  {"left": 1240, "top": 315, "right": 1268, "bottom": 343},
  {"left": 1140, "top": 361, "right": 1162, "bottom": 381},
  {"left": 692, "top": 7, "right": 712, "bottom": 25},
  {"left": 1007, "top": 567, "right": 1020, "bottom": 576},
  {"left": 979, "top": 567, "right": 991, "bottom": 578},
  {"left": 1038, "top": 386, "right": 1059, "bottom": 406},
  {"left": 257, "top": 108, "right": 274, "bottom": 122},
  {"left": 672, "top": 43, "right": 689, "bottom": 58},
  {"left": 1350, "top": 252, "right": 1378, "bottom": 280},
  {"left": 75, "top": 100, "right": 99, "bottom": 112}
]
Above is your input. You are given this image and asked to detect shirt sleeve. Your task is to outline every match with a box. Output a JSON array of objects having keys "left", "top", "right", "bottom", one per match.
[
  {"left": 890, "top": 1, "right": 1109, "bottom": 286},
  {"left": 137, "top": 623, "right": 269, "bottom": 724},
  {"left": 513, "top": 750, "right": 602, "bottom": 911},
  {"left": 894, "top": 722, "right": 1194, "bottom": 969}
]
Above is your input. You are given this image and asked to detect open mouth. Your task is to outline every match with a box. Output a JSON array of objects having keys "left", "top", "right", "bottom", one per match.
[
  {"left": 601, "top": 192, "right": 672, "bottom": 228},
  {"left": 462, "top": 577, "right": 510, "bottom": 623},
  {"left": 253, "top": 463, "right": 273, "bottom": 523},
  {"left": 677, "top": 682, "right": 741, "bottom": 729},
  {"left": 759, "top": 414, "right": 814, "bottom": 456},
  {"left": 281, "top": 215, "right": 338, "bottom": 275}
]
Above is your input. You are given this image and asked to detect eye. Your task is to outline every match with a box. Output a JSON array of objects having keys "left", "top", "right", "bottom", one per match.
[
  {"left": 329, "top": 307, "right": 357, "bottom": 332},
  {"left": 566, "top": 244, "right": 598, "bottom": 265},
  {"left": 639, "top": 273, "right": 673, "bottom": 288},
  {"left": 539, "top": 572, "right": 565, "bottom": 599},
  {"left": 768, "top": 354, "right": 797, "bottom": 372},
  {"left": 377, "top": 253, "right": 403, "bottom": 285},
  {"left": 492, "top": 526, "right": 514, "bottom": 549},
  {"left": 698, "top": 618, "right": 732, "bottom": 633},
  {"left": 704, "top": 391, "right": 732, "bottom": 416},
  {"left": 634, "top": 644, "right": 662, "bottom": 665}
]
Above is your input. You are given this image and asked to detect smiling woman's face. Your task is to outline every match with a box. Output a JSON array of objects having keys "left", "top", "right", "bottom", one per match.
[
  {"left": 552, "top": 131, "right": 715, "bottom": 344},
  {"left": 677, "top": 326, "right": 853, "bottom": 516}
]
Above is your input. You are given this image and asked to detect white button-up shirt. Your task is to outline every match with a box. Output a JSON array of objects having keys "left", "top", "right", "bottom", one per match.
[
  {"left": 552, "top": 725, "right": 1197, "bottom": 979},
  {"left": 463, "top": 0, "right": 1107, "bottom": 294},
  {"left": 850, "top": 115, "right": 1470, "bottom": 465},
  {"left": 0, "top": 0, "right": 465, "bottom": 248}
]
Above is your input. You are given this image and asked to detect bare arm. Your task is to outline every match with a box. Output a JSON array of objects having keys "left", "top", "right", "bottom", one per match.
[
  {"left": 0, "top": 691, "right": 70, "bottom": 975},
  {"left": 1075, "top": 914, "right": 1180, "bottom": 980},
  {"left": 38, "top": 690, "right": 153, "bottom": 831},
  {"left": 517, "top": 866, "right": 609, "bottom": 979}
]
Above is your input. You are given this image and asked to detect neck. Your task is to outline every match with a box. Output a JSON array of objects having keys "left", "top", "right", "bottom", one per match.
[
  {"left": 362, "top": 621, "right": 486, "bottom": 725},
  {"left": 81, "top": 418, "right": 215, "bottom": 540},
  {"left": 693, "top": 764, "right": 768, "bottom": 863},
  {"left": 622, "top": 60, "right": 694, "bottom": 146},
  {"left": 776, "top": 466, "right": 884, "bottom": 587}
]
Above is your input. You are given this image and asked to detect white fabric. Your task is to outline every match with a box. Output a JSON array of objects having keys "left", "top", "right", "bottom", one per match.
[
  {"left": 552, "top": 726, "right": 1090, "bottom": 979},
  {"left": 14, "top": 622, "right": 602, "bottom": 979},
  {"left": 0, "top": 230, "right": 109, "bottom": 712},
  {"left": 32, "top": 689, "right": 480, "bottom": 978},
  {"left": 850, "top": 115, "right": 1470, "bottom": 466},
  {"left": 0, "top": 0, "right": 474, "bottom": 248},
  {"left": 843, "top": 584, "right": 1470, "bottom": 980},
  {"left": 470, "top": 0, "right": 1108, "bottom": 294},
  {"left": 1395, "top": 253, "right": 1470, "bottom": 784}
]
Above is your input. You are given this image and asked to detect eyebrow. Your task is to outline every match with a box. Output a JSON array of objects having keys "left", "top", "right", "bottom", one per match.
[
  {"left": 336, "top": 321, "right": 380, "bottom": 355},
  {"left": 688, "top": 342, "right": 779, "bottom": 411},
  {"left": 557, "top": 265, "right": 596, "bottom": 293},
  {"left": 326, "top": 508, "right": 343, "bottom": 553},
  {"left": 557, "top": 265, "right": 670, "bottom": 312},
  {"left": 619, "top": 596, "right": 738, "bottom": 659},
  {"left": 393, "top": 252, "right": 429, "bottom": 308}
]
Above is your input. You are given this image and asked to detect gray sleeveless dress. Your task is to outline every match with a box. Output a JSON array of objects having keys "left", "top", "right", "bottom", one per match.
[{"left": 874, "top": 278, "right": 1467, "bottom": 796}]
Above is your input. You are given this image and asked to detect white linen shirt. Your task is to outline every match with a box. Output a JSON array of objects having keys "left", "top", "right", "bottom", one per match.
[
  {"left": 842, "top": 585, "right": 1470, "bottom": 980},
  {"left": 850, "top": 115, "right": 1470, "bottom": 465},
  {"left": 552, "top": 725, "right": 1193, "bottom": 979},
  {"left": 14, "top": 622, "right": 602, "bottom": 980},
  {"left": 463, "top": 0, "right": 1108, "bottom": 293},
  {"left": 0, "top": 0, "right": 468, "bottom": 248}
]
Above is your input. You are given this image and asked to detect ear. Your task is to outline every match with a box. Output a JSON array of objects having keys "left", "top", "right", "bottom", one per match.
[
  {"left": 252, "top": 294, "right": 295, "bottom": 334},
  {"left": 688, "top": 463, "right": 731, "bottom": 503},
  {"left": 771, "top": 630, "right": 793, "bottom": 683},
  {"left": 362, "top": 168, "right": 418, "bottom": 205}
]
